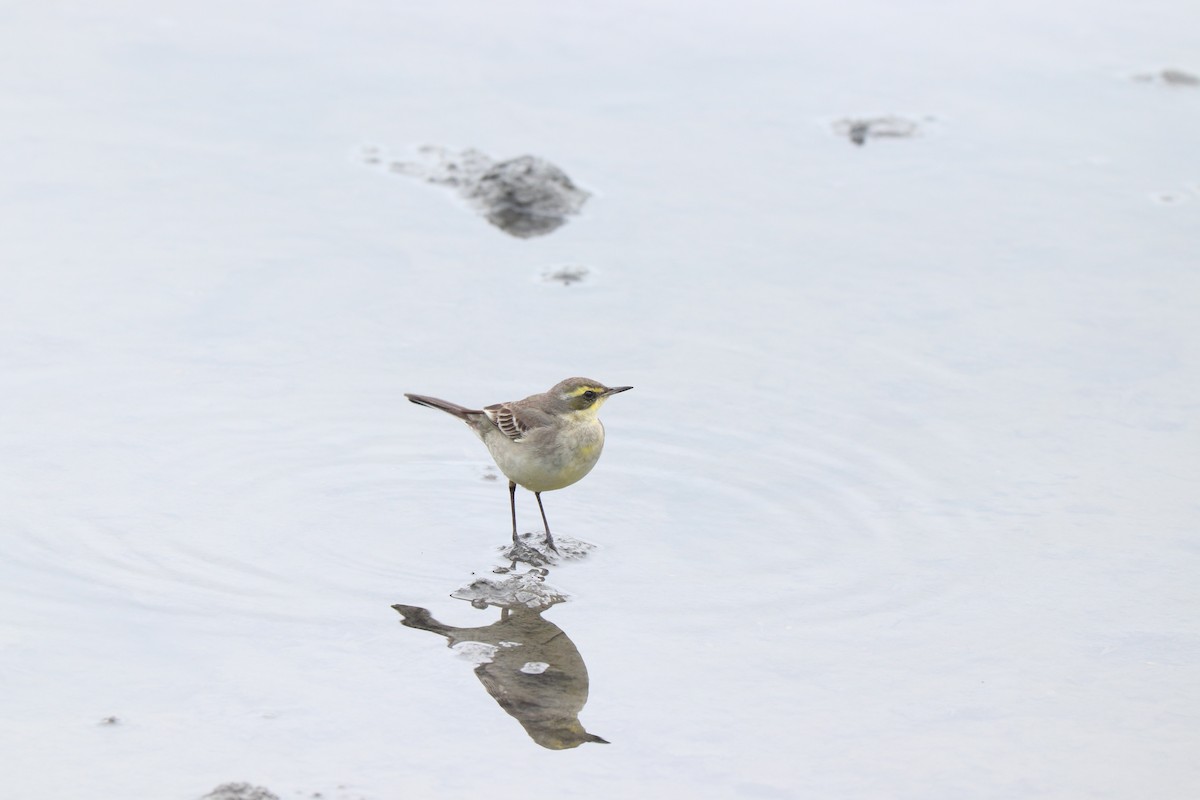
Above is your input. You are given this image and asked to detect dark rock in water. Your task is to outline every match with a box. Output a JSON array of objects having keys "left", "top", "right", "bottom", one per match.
[
  {"left": 832, "top": 115, "right": 920, "bottom": 146},
  {"left": 200, "top": 783, "right": 279, "bottom": 800},
  {"left": 470, "top": 155, "right": 588, "bottom": 237},
  {"left": 382, "top": 145, "right": 589, "bottom": 238}
]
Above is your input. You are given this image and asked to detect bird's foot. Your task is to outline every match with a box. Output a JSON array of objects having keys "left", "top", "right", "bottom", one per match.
[{"left": 502, "top": 531, "right": 560, "bottom": 566}]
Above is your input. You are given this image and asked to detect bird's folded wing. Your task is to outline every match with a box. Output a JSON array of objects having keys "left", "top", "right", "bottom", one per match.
[{"left": 484, "top": 402, "right": 545, "bottom": 442}]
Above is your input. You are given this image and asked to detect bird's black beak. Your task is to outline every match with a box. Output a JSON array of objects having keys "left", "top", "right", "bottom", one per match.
[{"left": 604, "top": 386, "right": 633, "bottom": 396}]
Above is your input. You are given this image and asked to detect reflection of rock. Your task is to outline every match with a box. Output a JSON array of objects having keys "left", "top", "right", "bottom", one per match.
[
  {"left": 832, "top": 115, "right": 920, "bottom": 146},
  {"left": 200, "top": 784, "right": 279, "bottom": 800},
  {"left": 393, "top": 604, "right": 608, "bottom": 749},
  {"left": 1133, "top": 68, "right": 1199, "bottom": 87},
  {"left": 451, "top": 569, "right": 566, "bottom": 611},
  {"left": 386, "top": 145, "right": 589, "bottom": 238}
]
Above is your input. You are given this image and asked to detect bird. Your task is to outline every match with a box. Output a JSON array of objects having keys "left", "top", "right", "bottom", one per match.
[{"left": 404, "top": 377, "right": 632, "bottom": 552}]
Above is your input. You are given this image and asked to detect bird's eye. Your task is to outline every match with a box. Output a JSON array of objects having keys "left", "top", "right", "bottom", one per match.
[{"left": 583, "top": 390, "right": 597, "bottom": 400}]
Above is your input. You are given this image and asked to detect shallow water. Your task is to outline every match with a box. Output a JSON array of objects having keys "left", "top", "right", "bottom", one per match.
[{"left": 2, "top": 1, "right": 1199, "bottom": 798}]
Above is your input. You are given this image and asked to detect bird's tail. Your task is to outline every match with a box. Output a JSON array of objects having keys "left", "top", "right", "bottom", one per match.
[{"left": 405, "top": 393, "right": 482, "bottom": 420}]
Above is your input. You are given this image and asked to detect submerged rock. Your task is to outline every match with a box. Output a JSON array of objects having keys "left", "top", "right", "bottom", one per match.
[{"left": 383, "top": 145, "right": 590, "bottom": 237}]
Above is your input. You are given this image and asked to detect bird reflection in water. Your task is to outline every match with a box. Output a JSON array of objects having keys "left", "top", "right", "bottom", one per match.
[{"left": 393, "top": 598, "right": 608, "bottom": 750}]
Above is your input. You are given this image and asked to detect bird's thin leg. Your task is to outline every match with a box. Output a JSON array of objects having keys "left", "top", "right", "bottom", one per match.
[
  {"left": 509, "top": 480, "right": 519, "bottom": 545},
  {"left": 534, "top": 491, "right": 559, "bottom": 553}
]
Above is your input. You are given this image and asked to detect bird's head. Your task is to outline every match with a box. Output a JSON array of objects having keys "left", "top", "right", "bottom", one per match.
[{"left": 551, "top": 377, "right": 633, "bottom": 417}]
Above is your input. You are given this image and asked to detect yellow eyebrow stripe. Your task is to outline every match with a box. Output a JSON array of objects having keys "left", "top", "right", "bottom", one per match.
[{"left": 565, "top": 385, "right": 603, "bottom": 397}]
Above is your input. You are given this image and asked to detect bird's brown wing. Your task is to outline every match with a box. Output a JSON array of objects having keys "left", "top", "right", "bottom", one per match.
[{"left": 483, "top": 402, "right": 544, "bottom": 442}]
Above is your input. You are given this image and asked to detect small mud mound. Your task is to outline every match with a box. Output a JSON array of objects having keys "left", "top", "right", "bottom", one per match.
[
  {"left": 499, "top": 532, "right": 596, "bottom": 566},
  {"left": 378, "top": 145, "right": 590, "bottom": 238}
]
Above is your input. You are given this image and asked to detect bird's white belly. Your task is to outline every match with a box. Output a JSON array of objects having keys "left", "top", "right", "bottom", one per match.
[{"left": 483, "top": 421, "right": 605, "bottom": 492}]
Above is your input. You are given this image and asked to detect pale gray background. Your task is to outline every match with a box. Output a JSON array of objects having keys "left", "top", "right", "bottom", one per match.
[{"left": 2, "top": 1, "right": 1198, "bottom": 798}]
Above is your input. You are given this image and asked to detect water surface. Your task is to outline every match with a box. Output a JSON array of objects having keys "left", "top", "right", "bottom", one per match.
[{"left": 2, "top": 1, "right": 1198, "bottom": 798}]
